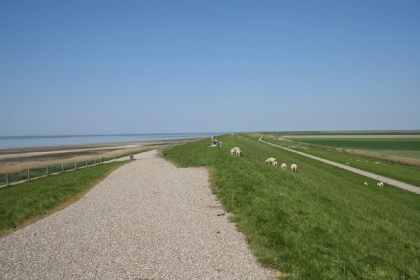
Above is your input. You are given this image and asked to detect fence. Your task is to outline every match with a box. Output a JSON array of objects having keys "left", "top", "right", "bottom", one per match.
[
  {"left": 0, "top": 154, "right": 131, "bottom": 189},
  {"left": 1, "top": 140, "right": 193, "bottom": 189},
  {"left": 159, "top": 144, "right": 174, "bottom": 156},
  {"left": 158, "top": 141, "right": 190, "bottom": 156}
]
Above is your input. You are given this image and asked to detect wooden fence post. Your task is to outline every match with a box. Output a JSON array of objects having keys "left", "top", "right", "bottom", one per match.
[
  {"left": 28, "top": 169, "right": 30, "bottom": 181},
  {"left": 6, "top": 174, "right": 8, "bottom": 186}
]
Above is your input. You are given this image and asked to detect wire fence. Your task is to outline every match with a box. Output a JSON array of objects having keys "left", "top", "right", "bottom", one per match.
[
  {"left": 0, "top": 153, "right": 132, "bottom": 189},
  {"left": 0, "top": 140, "right": 193, "bottom": 189},
  {"left": 159, "top": 144, "right": 174, "bottom": 156}
]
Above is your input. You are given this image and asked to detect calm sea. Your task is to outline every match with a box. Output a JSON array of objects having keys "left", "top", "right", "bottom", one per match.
[{"left": 0, "top": 133, "right": 220, "bottom": 150}]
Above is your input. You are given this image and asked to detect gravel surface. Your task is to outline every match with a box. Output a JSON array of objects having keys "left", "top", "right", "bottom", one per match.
[{"left": 0, "top": 150, "right": 274, "bottom": 279}]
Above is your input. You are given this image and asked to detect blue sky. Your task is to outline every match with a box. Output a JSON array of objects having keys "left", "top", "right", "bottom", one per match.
[{"left": 1, "top": 0, "right": 419, "bottom": 136}]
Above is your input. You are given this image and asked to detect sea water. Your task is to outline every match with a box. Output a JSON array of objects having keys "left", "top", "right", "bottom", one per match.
[{"left": 0, "top": 133, "right": 220, "bottom": 150}]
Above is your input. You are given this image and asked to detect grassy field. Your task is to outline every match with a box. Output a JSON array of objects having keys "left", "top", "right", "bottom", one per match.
[
  {"left": 259, "top": 135, "right": 420, "bottom": 187},
  {"left": 281, "top": 135, "right": 420, "bottom": 168},
  {"left": 0, "top": 161, "right": 127, "bottom": 237},
  {"left": 288, "top": 138, "right": 420, "bottom": 151},
  {"left": 165, "top": 134, "right": 420, "bottom": 279}
]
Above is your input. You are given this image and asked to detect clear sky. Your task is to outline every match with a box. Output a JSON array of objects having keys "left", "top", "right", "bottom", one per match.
[{"left": 1, "top": 0, "right": 419, "bottom": 136}]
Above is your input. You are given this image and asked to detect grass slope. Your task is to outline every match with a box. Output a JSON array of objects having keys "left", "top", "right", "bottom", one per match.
[
  {"left": 165, "top": 134, "right": 420, "bottom": 280},
  {"left": 0, "top": 161, "right": 127, "bottom": 237},
  {"left": 262, "top": 136, "right": 420, "bottom": 187}
]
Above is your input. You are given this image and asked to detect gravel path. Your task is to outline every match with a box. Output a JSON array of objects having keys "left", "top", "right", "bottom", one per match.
[
  {"left": 0, "top": 150, "right": 273, "bottom": 279},
  {"left": 260, "top": 138, "right": 420, "bottom": 195}
]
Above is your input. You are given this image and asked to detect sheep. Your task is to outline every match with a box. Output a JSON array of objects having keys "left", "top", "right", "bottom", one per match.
[
  {"left": 364, "top": 182, "right": 368, "bottom": 186},
  {"left": 273, "top": 161, "right": 278, "bottom": 167},
  {"left": 280, "top": 163, "right": 287, "bottom": 170},
  {"left": 231, "top": 147, "right": 242, "bottom": 155},
  {"left": 265, "top": 158, "right": 277, "bottom": 165},
  {"left": 291, "top": 164, "right": 298, "bottom": 172},
  {"left": 377, "top": 181, "right": 384, "bottom": 187}
]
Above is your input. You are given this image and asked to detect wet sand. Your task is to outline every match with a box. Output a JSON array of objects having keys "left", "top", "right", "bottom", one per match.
[{"left": 0, "top": 138, "right": 200, "bottom": 173}]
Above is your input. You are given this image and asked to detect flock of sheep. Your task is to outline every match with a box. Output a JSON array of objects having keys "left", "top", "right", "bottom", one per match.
[
  {"left": 364, "top": 181, "right": 385, "bottom": 187},
  {"left": 229, "top": 142, "right": 385, "bottom": 188},
  {"left": 265, "top": 157, "right": 298, "bottom": 172},
  {"left": 230, "top": 147, "right": 298, "bottom": 172}
]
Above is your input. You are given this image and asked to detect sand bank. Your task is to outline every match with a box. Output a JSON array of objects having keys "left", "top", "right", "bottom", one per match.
[{"left": 0, "top": 138, "right": 201, "bottom": 173}]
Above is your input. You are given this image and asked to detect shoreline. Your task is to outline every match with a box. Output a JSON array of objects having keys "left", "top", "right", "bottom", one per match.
[{"left": 0, "top": 138, "right": 204, "bottom": 173}]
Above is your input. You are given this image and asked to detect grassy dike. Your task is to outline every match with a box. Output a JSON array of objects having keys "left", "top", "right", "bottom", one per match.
[
  {"left": 261, "top": 135, "right": 420, "bottom": 187},
  {"left": 0, "top": 161, "right": 127, "bottom": 238},
  {"left": 165, "top": 134, "right": 420, "bottom": 280}
]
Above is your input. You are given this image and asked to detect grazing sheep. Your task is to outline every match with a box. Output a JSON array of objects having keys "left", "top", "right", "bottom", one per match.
[
  {"left": 273, "top": 161, "right": 278, "bottom": 166},
  {"left": 377, "top": 181, "right": 384, "bottom": 187},
  {"left": 265, "top": 158, "right": 277, "bottom": 165},
  {"left": 291, "top": 164, "right": 298, "bottom": 172},
  {"left": 364, "top": 182, "right": 368, "bottom": 186},
  {"left": 231, "top": 147, "right": 242, "bottom": 155},
  {"left": 281, "top": 163, "right": 287, "bottom": 170}
]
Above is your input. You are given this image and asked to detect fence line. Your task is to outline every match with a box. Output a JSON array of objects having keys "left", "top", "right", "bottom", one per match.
[
  {"left": 0, "top": 154, "right": 127, "bottom": 189},
  {"left": 1, "top": 140, "right": 194, "bottom": 189},
  {"left": 158, "top": 141, "right": 189, "bottom": 156}
]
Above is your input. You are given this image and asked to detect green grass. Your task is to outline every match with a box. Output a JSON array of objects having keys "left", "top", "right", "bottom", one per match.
[
  {"left": 374, "top": 150, "right": 420, "bottom": 161},
  {"left": 289, "top": 138, "right": 420, "bottom": 151},
  {"left": 165, "top": 134, "right": 420, "bottom": 279},
  {"left": 260, "top": 137, "right": 420, "bottom": 187},
  {"left": 0, "top": 161, "right": 127, "bottom": 237}
]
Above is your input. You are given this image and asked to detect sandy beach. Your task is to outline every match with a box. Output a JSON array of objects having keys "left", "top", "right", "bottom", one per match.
[{"left": 0, "top": 138, "right": 200, "bottom": 173}]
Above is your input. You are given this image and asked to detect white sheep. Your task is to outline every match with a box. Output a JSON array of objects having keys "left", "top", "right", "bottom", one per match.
[
  {"left": 364, "top": 182, "right": 368, "bottom": 186},
  {"left": 291, "top": 164, "right": 298, "bottom": 172},
  {"left": 281, "top": 163, "right": 287, "bottom": 170},
  {"left": 273, "top": 161, "right": 278, "bottom": 167},
  {"left": 377, "top": 181, "right": 384, "bottom": 187},
  {"left": 265, "top": 158, "right": 277, "bottom": 165},
  {"left": 231, "top": 147, "right": 242, "bottom": 156}
]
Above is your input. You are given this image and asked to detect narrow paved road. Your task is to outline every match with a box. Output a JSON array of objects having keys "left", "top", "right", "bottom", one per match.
[
  {"left": 259, "top": 137, "right": 420, "bottom": 195},
  {"left": 0, "top": 150, "right": 273, "bottom": 279}
]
